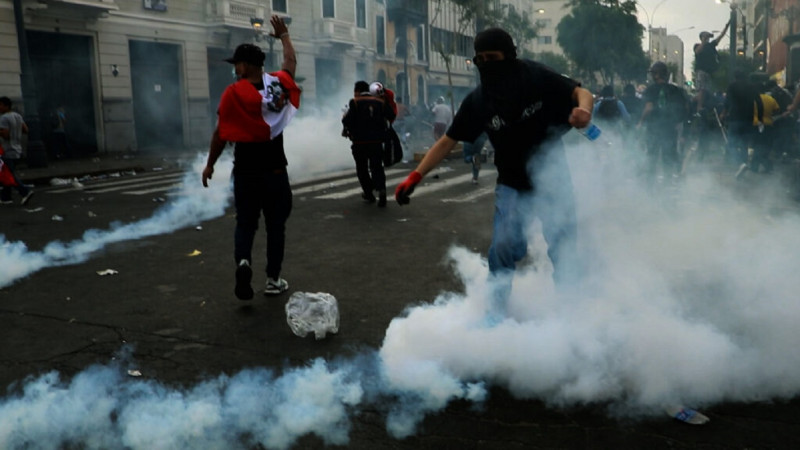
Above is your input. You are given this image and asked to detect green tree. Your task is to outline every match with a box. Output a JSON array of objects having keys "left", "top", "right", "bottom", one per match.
[
  {"left": 534, "top": 51, "right": 573, "bottom": 76},
  {"left": 707, "top": 51, "right": 764, "bottom": 93},
  {"left": 557, "top": 0, "right": 647, "bottom": 88},
  {"left": 430, "top": 1, "right": 538, "bottom": 109}
]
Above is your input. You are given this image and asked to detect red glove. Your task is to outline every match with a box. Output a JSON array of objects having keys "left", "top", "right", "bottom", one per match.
[{"left": 395, "top": 171, "right": 423, "bottom": 205}]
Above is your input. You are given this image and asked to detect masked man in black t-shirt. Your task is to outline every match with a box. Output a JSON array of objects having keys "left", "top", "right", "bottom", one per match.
[{"left": 394, "top": 28, "right": 594, "bottom": 322}]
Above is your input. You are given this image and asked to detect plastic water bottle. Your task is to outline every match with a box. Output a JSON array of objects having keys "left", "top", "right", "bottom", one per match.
[
  {"left": 285, "top": 292, "right": 340, "bottom": 340},
  {"left": 578, "top": 123, "right": 602, "bottom": 141}
]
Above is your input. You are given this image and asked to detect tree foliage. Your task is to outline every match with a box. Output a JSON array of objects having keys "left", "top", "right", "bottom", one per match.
[
  {"left": 534, "top": 51, "right": 573, "bottom": 76},
  {"left": 557, "top": 0, "right": 647, "bottom": 87}
]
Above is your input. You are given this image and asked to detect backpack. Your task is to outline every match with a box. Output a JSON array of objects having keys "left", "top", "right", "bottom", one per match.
[
  {"left": 595, "top": 98, "right": 622, "bottom": 121},
  {"left": 654, "top": 84, "right": 689, "bottom": 125},
  {"left": 383, "top": 126, "right": 403, "bottom": 167}
]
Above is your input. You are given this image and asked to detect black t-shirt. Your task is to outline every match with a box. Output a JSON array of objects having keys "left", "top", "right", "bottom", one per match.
[
  {"left": 695, "top": 41, "right": 720, "bottom": 74},
  {"left": 446, "top": 59, "right": 578, "bottom": 191},
  {"left": 642, "top": 82, "right": 688, "bottom": 128},
  {"left": 233, "top": 78, "right": 288, "bottom": 173}
]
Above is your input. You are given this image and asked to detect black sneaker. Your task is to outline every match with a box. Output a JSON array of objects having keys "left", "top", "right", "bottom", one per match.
[
  {"left": 377, "top": 190, "right": 387, "bottom": 207},
  {"left": 234, "top": 259, "right": 254, "bottom": 300},
  {"left": 362, "top": 192, "right": 376, "bottom": 203}
]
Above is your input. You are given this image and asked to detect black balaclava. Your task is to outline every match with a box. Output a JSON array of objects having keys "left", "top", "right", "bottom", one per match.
[{"left": 473, "top": 28, "right": 524, "bottom": 122}]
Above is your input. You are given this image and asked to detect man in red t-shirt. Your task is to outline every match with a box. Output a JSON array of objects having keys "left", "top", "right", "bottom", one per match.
[{"left": 202, "top": 16, "right": 300, "bottom": 300}]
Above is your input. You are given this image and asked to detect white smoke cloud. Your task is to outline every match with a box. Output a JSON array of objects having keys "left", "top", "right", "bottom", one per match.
[
  {"left": 0, "top": 352, "right": 364, "bottom": 449},
  {"left": 3, "top": 124, "right": 800, "bottom": 447},
  {"left": 0, "top": 154, "right": 232, "bottom": 289}
]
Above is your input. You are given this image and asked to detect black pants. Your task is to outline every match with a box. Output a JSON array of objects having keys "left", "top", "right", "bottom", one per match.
[
  {"left": 751, "top": 127, "right": 774, "bottom": 173},
  {"left": 233, "top": 170, "right": 292, "bottom": 279},
  {"left": 351, "top": 143, "right": 386, "bottom": 194},
  {"left": 645, "top": 126, "right": 679, "bottom": 178}
]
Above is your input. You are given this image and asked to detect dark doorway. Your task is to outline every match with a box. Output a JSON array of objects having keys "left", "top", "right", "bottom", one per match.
[
  {"left": 129, "top": 40, "right": 183, "bottom": 150},
  {"left": 315, "top": 58, "right": 341, "bottom": 110},
  {"left": 207, "top": 47, "right": 236, "bottom": 128},
  {"left": 27, "top": 31, "right": 97, "bottom": 156}
]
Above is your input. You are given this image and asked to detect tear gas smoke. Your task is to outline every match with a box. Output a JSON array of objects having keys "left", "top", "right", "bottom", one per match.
[
  {"left": 3, "top": 125, "right": 800, "bottom": 447},
  {"left": 0, "top": 154, "right": 232, "bottom": 289}
]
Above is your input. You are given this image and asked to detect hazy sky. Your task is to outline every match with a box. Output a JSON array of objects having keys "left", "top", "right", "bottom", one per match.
[{"left": 635, "top": 0, "right": 736, "bottom": 78}]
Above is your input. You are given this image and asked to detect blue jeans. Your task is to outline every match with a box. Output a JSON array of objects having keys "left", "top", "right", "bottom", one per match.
[
  {"left": 487, "top": 182, "right": 579, "bottom": 304},
  {"left": 464, "top": 133, "right": 488, "bottom": 180}
]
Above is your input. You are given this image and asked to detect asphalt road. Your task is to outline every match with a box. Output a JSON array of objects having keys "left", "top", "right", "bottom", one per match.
[{"left": 2, "top": 151, "right": 800, "bottom": 449}]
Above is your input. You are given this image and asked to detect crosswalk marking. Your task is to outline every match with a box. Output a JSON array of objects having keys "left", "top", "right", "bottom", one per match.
[
  {"left": 42, "top": 165, "right": 495, "bottom": 202},
  {"left": 48, "top": 170, "right": 184, "bottom": 194}
]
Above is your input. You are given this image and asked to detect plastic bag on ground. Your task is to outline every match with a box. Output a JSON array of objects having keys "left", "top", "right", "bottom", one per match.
[{"left": 285, "top": 292, "right": 339, "bottom": 339}]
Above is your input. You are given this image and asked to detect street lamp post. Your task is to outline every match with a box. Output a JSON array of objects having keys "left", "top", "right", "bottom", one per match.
[{"left": 11, "top": 0, "right": 47, "bottom": 167}]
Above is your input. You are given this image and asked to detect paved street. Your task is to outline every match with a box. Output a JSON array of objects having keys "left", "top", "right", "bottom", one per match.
[{"left": 2, "top": 146, "right": 800, "bottom": 449}]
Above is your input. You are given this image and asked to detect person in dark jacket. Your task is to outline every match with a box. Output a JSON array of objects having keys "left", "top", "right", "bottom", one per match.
[
  {"left": 723, "top": 70, "right": 763, "bottom": 170},
  {"left": 342, "top": 81, "right": 396, "bottom": 207}
]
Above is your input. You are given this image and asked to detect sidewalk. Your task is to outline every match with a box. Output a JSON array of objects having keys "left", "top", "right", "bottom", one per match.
[{"left": 15, "top": 150, "right": 194, "bottom": 187}]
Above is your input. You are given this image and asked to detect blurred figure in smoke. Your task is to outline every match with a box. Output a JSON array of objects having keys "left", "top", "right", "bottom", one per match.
[
  {"left": 50, "top": 105, "right": 73, "bottom": 159},
  {"left": 0, "top": 96, "right": 34, "bottom": 206},
  {"left": 202, "top": 16, "right": 300, "bottom": 300},
  {"left": 394, "top": 28, "right": 594, "bottom": 322},
  {"left": 723, "top": 70, "right": 763, "bottom": 174},
  {"left": 592, "top": 85, "right": 630, "bottom": 133},
  {"left": 693, "top": 24, "right": 728, "bottom": 113},
  {"left": 430, "top": 96, "right": 452, "bottom": 141},
  {"left": 637, "top": 62, "right": 690, "bottom": 186},
  {"left": 342, "top": 80, "right": 395, "bottom": 207}
]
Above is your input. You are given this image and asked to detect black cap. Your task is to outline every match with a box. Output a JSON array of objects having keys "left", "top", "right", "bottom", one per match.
[
  {"left": 699, "top": 31, "right": 713, "bottom": 39},
  {"left": 354, "top": 80, "right": 369, "bottom": 93},
  {"left": 474, "top": 28, "right": 517, "bottom": 59},
  {"left": 225, "top": 43, "right": 265, "bottom": 66}
]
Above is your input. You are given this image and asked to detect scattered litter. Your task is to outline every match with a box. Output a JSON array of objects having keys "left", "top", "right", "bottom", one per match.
[
  {"left": 195, "top": 225, "right": 203, "bottom": 231},
  {"left": 71, "top": 178, "right": 84, "bottom": 189},
  {"left": 666, "top": 406, "right": 710, "bottom": 425},
  {"left": 122, "top": 170, "right": 137, "bottom": 176},
  {"left": 51, "top": 215, "right": 64, "bottom": 221},
  {"left": 66, "top": 297, "right": 71, "bottom": 301},
  {"left": 152, "top": 197, "right": 166, "bottom": 203},
  {"left": 127, "top": 370, "right": 142, "bottom": 377},
  {"left": 187, "top": 250, "right": 202, "bottom": 257},
  {"left": 25, "top": 207, "right": 44, "bottom": 213},
  {"left": 109, "top": 172, "right": 121, "bottom": 178},
  {"left": 49, "top": 177, "right": 71, "bottom": 186},
  {"left": 96, "top": 269, "right": 119, "bottom": 276},
  {"left": 152, "top": 167, "right": 164, "bottom": 171},
  {"left": 396, "top": 218, "right": 409, "bottom": 222},
  {"left": 88, "top": 211, "right": 97, "bottom": 217},
  {"left": 285, "top": 292, "right": 340, "bottom": 340}
]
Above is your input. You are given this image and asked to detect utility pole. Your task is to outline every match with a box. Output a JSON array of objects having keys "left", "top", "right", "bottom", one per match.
[
  {"left": 11, "top": 0, "right": 47, "bottom": 167},
  {"left": 729, "top": 2, "right": 738, "bottom": 83}
]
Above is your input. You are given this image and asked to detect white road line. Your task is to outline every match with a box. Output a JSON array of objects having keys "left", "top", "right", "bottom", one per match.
[
  {"left": 48, "top": 172, "right": 184, "bottom": 193},
  {"left": 88, "top": 178, "right": 182, "bottom": 194},
  {"left": 314, "top": 171, "right": 477, "bottom": 200}
]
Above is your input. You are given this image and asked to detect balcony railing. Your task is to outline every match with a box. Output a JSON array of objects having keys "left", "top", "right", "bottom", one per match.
[
  {"left": 313, "top": 18, "right": 357, "bottom": 45},
  {"left": 207, "top": 0, "right": 265, "bottom": 30},
  {"left": 386, "top": 0, "right": 427, "bottom": 24}
]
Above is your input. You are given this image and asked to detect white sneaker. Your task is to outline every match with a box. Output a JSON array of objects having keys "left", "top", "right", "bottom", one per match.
[{"left": 264, "top": 277, "right": 289, "bottom": 295}]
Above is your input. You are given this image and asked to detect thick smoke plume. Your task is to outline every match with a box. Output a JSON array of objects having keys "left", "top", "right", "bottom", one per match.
[{"left": 3, "top": 125, "right": 800, "bottom": 447}]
